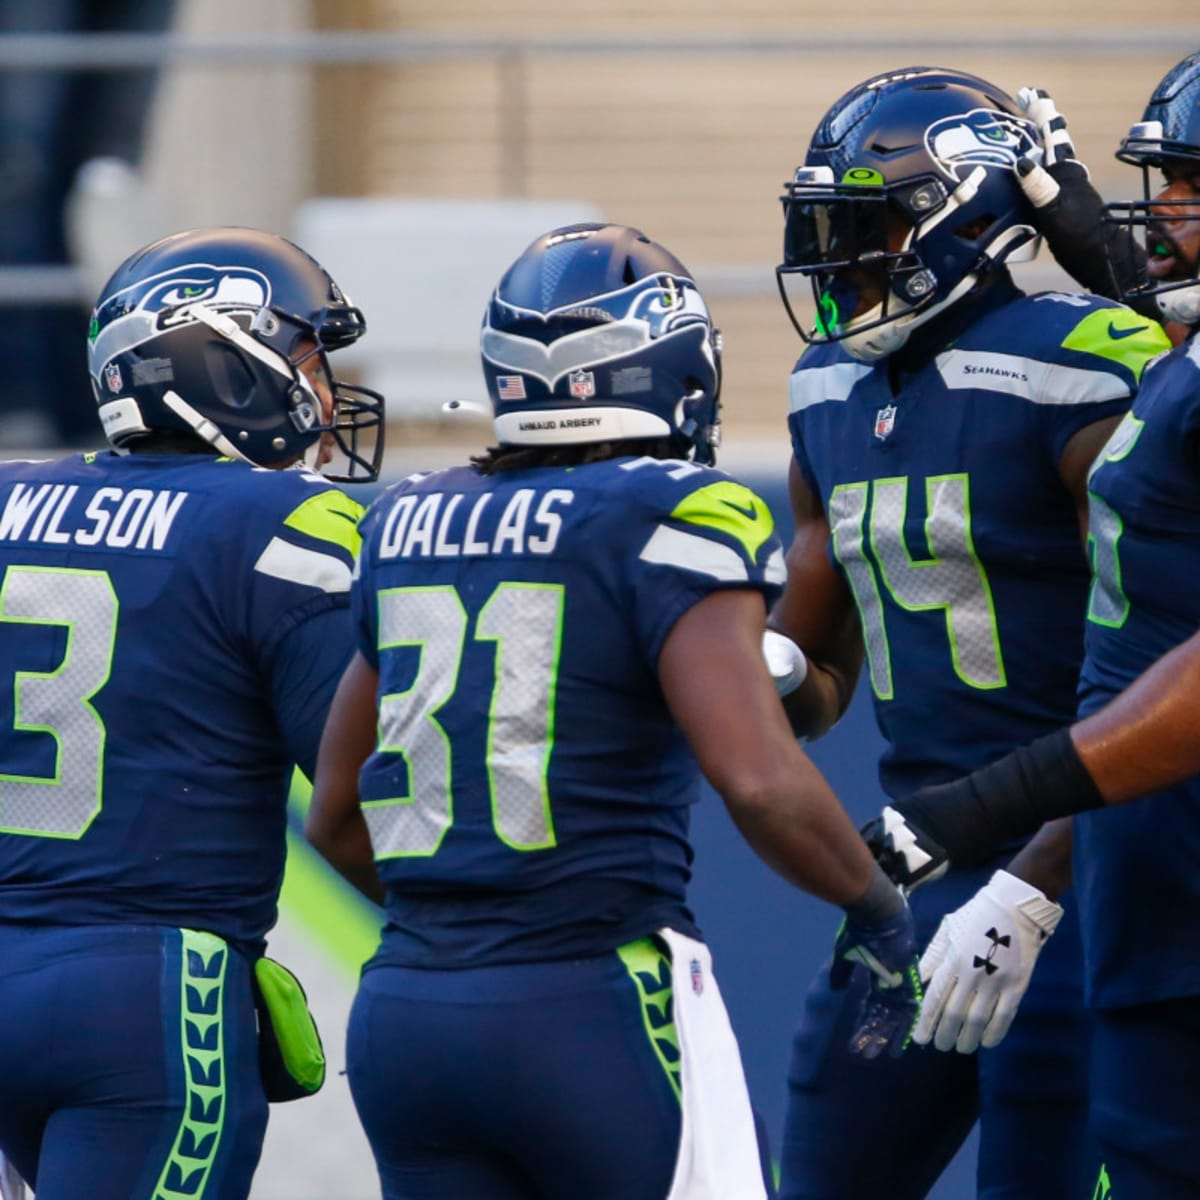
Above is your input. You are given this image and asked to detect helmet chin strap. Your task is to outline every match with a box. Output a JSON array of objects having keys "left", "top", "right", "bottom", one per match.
[
  {"left": 162, "top": 389, "right": 255, "bottom": 463},
  {"left": 184, "top": 303, "right": 295, "bottom": 378},
  {"left": 842, "top": 273, "right": 980, "bottom": 362},
  {"left": 164, "top": 302, "right": 326, "bottom": 465},
  {"left": 842, "top": 219, "right": 1040, "bottom": 363}
]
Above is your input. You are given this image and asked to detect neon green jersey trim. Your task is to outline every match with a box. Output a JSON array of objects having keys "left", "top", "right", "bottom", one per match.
[
  {"left": 283, "top": 491, "right": 365, "bottom": 557},
  {"left": 153, "top": 929, "right": 228, "bottom": 1200},
  {"left": 1061, "top": 309, "right": 1172, "bottom": 380},
  {"left": 616, "top": 936, "right": 681, "bottom": 1102},
  {"left": 670, "top": 481, "right": 774, "bottom": 562}
]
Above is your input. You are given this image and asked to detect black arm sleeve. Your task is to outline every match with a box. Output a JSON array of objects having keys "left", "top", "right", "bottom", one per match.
[
  {"left": 1030, "top": 161, "right": 1156, "bottom": 319},
  {"left": 894, "top": 729, "right": 1105, "bottom": 866}
]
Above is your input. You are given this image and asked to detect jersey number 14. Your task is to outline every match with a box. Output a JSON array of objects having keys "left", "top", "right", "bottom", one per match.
[{"left": 829, "top": 473, "right": 1006, "bottom": 698}]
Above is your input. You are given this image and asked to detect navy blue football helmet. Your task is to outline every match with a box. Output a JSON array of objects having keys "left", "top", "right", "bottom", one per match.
[
  {"left": 1108, "top": 51, "right": 1200, "bottom": 326},
  {"left": 777, "top": 67, "right": 1042, "bottom": 360},
  {"left": 88, "top": 227, "right": 384, "bottom": 481},
  {"left": 480, "top": 223, "right": 722, "bottom": 464}
]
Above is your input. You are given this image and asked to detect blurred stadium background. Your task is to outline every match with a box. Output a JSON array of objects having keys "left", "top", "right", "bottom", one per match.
[{"left": 3, "top": 2, "right": 1197, "bottom": 1196}]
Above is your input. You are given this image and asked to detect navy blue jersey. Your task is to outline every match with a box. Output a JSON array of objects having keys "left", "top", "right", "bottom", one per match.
[
  {"left": 0, "top": 452, "right": 362, "bottom": 950},
  {"left": 788, "top": 285, "right": 1167, "bottom": 796},
  {"left": 1076, "top": 337, "right": 1200, "bottom": 1008},
  {"left": 351, "top": 455, "right": 786, "bottom": 967}
]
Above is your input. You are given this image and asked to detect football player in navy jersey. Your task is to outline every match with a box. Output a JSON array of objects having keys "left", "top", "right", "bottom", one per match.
[
  {"left": 870, "top": 50, "right": 1200, "bottom": 1200},
  {"left": 306, "top": 222, "right": 922, "bottom": 1200},
  {"left": 766, "top": 67, "right": 1172, "bottom": 1200},
  {"left": 0, "top": 226, "right": 383, "bottom": 1200}
]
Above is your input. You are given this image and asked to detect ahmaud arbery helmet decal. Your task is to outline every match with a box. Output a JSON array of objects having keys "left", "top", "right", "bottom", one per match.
[
  {"left": 481, "top": 224, "right": 723, "bottom": 464},
  {"left": 88, "top": 227, "right": 385, "bottom": 482},
  {"left": 777, "top": 67, "right": 1043, "bottom": 362}
]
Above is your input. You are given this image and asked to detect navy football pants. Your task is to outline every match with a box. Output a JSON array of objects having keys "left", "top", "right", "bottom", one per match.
[
  {"left": 0, "top": 924, "right": 267, "bottom": 1200},
  {"left": 347, "top": 938, "right": 766, "bottom": 1200},
  {"left": 780, "top": 861, "right": 1094, "bottom": 1200},
  {"left": 1089, "top": 997, "right": 1200, "bottom": 1199}
]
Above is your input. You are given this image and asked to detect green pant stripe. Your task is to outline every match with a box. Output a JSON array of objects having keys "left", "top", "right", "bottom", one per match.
[
  {"left": 152, "top": 929, "right": 229, "bottom": 1200},
  {"left": 616, "top": 936, "right": 682, "bottom": 1102}
]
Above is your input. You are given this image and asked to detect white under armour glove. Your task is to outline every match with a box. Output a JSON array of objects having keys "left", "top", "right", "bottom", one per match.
[
  {"left": 1015, "top": 87, "right": 1089, "bottom": 207},
  {"left": 761, "top": 629, "right": 808, "bottom": 697},
  {"left": 913, "top": 869, "right": 1064, "bottom": 1054}
]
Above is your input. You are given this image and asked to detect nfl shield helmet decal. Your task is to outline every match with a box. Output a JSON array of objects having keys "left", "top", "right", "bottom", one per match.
[
  {"left": 874, "top": 403, "right": 897, "bottom": 441},
  {"left": 104, "top": 362, "right": 124, "bottom": 394},
  {"left": 568, "top": 369, "right": 596, "bottom": 399}
]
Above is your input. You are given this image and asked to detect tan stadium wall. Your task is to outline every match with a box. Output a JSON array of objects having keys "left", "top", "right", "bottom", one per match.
[{"left": 307, "top": 0, "right": 1195, "bottom": 440}]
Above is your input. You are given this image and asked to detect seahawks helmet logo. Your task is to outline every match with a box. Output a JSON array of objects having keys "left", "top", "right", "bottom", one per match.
[
  {"left": 925, "top": 108, "right": 1038, "bottom": 180},
  {"left": 93, "top": 264, "right": 271, "bottom": 328},
  {"left": 89, "top": 265, "right": 272, "bottom": 376},
  {"left": 127, "top": 265, "right": 270, "bottom": 317}
]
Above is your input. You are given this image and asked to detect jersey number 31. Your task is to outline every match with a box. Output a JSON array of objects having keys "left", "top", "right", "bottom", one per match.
[{"left": 364, "top": 582, "right": 561, "bottom": 859}]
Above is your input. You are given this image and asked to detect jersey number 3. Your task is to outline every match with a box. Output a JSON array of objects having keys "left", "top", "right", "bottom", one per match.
[
  {"left": 0, "top": 566, "right": 116, "bottom": 839},
  {"left": 364, "top": 582, "right": 561, "bottom": 860}
]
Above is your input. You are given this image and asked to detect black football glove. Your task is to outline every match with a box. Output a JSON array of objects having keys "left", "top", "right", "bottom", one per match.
[
  {"left": 1016, "top": 87, "right": 1089, "bottom": 194},
  {"left": 830, "top": 900, "right": 922, "bottom": 1059},
  {"left": 1015, "top": 86, "right": 1150, "bottom": 311}
]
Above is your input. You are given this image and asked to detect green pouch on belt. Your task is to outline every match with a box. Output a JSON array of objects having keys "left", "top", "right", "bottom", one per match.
[{"left": 252, "top": 956, "right": 326, "bottom": 1102}]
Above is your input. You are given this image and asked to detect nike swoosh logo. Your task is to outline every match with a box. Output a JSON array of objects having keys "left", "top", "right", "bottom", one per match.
[
  {"left": 843, "top": 945, "right": 903, "bottom": 988},
  {"left": 1108, "top": 322, "right": 1150, "bottom": 340},
  {"left": 720, "top": 498, "right": 759, "bottom": 520}
]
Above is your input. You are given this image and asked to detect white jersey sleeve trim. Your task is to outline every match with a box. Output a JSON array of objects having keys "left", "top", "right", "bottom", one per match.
[
  {"left": 638, "top": 525, "right": 751, "bottom": 583},
  {"left": 254, "top": 537, "right": 353, "bottom": 594},
  {"left": 788, "top": 362, "right": 874, "bottom": 413},
  {"left": 936, "top": 349, "right": 1132, "bottom": 405}
]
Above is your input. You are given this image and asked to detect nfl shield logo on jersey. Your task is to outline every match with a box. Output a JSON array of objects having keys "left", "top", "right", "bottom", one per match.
[
  {"left": 689, "top": 957, "right": 704, "bottom": 995},
  {"left": 568, "top": 369, "right": 596, "bottom": 399},
  {"left": 104, "top": 362, "right": 124, "bottom": 394},
  {"left": 874, "top": 404, "right": 897, "bottom": 441}
]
